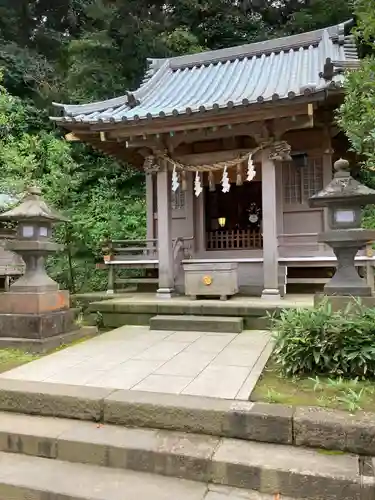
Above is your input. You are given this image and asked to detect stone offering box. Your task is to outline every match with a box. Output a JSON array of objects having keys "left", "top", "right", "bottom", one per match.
[{"left": 183, "top": 262, "right": 239, "bottom": 300}]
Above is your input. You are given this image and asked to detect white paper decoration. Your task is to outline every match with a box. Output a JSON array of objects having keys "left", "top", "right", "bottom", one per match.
[
  {"left": 194, "top": 171, "right": 203, "bottom": 197},
  {"left": 221, "top": 166, "right": 230, "bottom": 193},
  {"left": 246, "top": 154, "right": 256, "bottom": 181},
  {"left": 171, "top": 165, "right": 180, "bottom": 192}
]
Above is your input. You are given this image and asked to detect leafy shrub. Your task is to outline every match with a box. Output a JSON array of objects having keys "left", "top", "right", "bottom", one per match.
[{"left": 271, "top": 301, "right": 375, "bottom": 378}]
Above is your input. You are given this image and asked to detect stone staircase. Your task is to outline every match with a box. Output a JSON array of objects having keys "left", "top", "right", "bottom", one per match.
[
  {"left": 0, "top": 379, "right": 372, "bottom": 500},
  {"left": 150, "top": 315, "right": 244, "bottom": 333},
  {"left": 0, "top": 410, "right": 368, "bottom": 500}
]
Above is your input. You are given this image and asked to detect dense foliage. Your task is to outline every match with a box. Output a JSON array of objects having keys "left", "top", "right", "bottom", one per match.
[
  {"left": 271, "top": 302, "right": 375, "bottom": 378},
  {"left": 337, "top": 0, "right": 375, "bottom": 171},
  {"left": 0, "top": 0, "right": 356, "bottom": 292}
]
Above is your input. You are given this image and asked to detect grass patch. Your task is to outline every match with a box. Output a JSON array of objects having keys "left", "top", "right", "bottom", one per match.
[
  {"left": 251, "top": 361, "right": 375, "bottom": 413},
  {"left": 0, "top": 349, "right": 40, "bottom": 374},
  {"left": 0, "top": 332, "right": 102, "bottom": 374}
]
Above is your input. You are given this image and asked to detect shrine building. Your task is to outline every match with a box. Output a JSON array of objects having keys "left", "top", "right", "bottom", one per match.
[{"left": 50, "top": 20, "right": 366, "bottom": 299}]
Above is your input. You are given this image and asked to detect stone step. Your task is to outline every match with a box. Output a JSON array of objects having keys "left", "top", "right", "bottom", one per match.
[
  {"left": 0, "top": 411, "right": 370, "bottom": 500},
  {"left": 150, "top": 315, "right": 243, "bottom": 333},
  {"left": 1, "top": 379, "right": 375, "bottom": 457},
  {"left": 0, "top": 452, "right": 299, "bottom": 500}
]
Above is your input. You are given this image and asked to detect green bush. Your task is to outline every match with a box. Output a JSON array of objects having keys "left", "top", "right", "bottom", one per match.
[{"left": 271, "top": 301, "right": 375, "bottom": 378}]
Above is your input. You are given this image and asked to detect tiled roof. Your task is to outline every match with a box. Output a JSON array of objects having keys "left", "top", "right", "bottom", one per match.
[{"left": 52, "top": 20, "right": 358, "bottom": 125}]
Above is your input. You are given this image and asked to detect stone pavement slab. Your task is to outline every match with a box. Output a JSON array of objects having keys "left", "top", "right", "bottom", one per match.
[{"left": 0, "top": 325, "right": 272, "bottom": 400}]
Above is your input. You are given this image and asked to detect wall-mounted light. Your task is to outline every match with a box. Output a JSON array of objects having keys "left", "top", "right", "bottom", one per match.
[{"left": 218, "top": 217, "right": 226, "bottom": 228}]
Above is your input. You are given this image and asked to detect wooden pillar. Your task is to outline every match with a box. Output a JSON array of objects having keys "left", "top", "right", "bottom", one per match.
[
  {"left": 156, "top": 163, "right": 175, "bottom": 297},
  {"left": 322, "top": 149, "right": 333, "bottom": 232},
  {"left": 261, "top": 149, "right": 280, "bottom": 299},
  {"left": 145, "top": 173, "right": 154, "bottom": 240}
]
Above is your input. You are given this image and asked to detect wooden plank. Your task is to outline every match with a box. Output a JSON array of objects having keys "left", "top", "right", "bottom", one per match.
[
  {"left": 287, "top": 277, "right": 329, "bottom": 284},
  {"left": 106, "top": 259, "right": 159, "bottom": 267},
  {"left": 111, "top": 239, "right": 157, "bottom": 244},
  {"left": 115, "top": 278, "right": 158, "bottom": 284},
  {"left": 113, "top": 247, "right": 151, "bottom": 252}
]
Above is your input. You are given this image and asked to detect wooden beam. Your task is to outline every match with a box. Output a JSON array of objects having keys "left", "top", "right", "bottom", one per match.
[
  {"left": 89, "top": 97, "right": 322, "bottom": 137},
  {"left": 162, "top": 122, "right": 262, "bottom": 150},
  {"left": 273, "top": 112, "right": 314, "bottom": 139},
  {"left": 114, "top": 111, "right": 314, "bottom": 152},
  {"left": 174, "top": 149, "right": 250, "bottom": 166}
]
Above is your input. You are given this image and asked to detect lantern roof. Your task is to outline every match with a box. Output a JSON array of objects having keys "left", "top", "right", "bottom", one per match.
[
  {"left": 0, "top": 186, "right": 69, "bottom": 222},
  {"left": 309, "top": 159, "right": 375, "bottom": 208}
]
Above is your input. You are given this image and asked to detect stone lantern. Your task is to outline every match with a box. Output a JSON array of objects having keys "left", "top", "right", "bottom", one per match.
[
  {"left": 1, "top": 186, "right": 68, "bottom": 293},
  {"left": 309, "top": 158, "right": 375, "bottom": 297},
  {"left": 0, "top": 186, "right": 96, "bottom": 350}
]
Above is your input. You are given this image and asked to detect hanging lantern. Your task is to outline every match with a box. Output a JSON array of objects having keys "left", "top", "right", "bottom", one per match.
[
  {"left": 218, "top": 217, "right": 226, "bottom": 228},
  {"left": 208, "top": 171, "right": 216, "bottom": 192},
  {"left": 236, "top": 164, "right": 243, "bottom": 186}
]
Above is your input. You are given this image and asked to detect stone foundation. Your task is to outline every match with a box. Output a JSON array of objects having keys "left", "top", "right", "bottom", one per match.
[
  {"left": 0, "top": 308, "right": 77, "bottom": 340},
  {"left": 0, "top": 326, "right": 98, "bottom": 353},
  {"left": 0, "top": 290, "right": 69, "bottom": 314},
  {"left": 0, "top": 290, "right": 97, "bottom": 350}
]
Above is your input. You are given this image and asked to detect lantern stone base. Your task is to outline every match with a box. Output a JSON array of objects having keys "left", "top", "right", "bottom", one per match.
[
  {"left": 0, "top": 290, "right": 98, "bottom": 351},
  {"left": 0, "top": 291, "right": 70, "bottom": 314},
  {"left": 0, "top": 308, "right": 75, "bottom": 339},
  {"left": 314, "top": 294, "right": 375, "bottom": 312}
]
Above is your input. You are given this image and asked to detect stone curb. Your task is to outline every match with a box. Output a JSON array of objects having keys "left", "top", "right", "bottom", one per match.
[
  {"left": 0, "top": 412, "right": 371, "bottom": 500},
  {"left": 0, "top": 380, "right": 374, "bottom": 455},
  {"left": 0, "top": 379, "right": 114, "bottom": 421},
  {"left": 103, "top": 391, "right": 293, "bottom": 444}
]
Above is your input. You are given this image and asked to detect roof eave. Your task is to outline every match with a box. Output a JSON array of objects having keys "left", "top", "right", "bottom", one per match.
[{"left": 50, "top": 88, "right": 336, "bottom": 130}]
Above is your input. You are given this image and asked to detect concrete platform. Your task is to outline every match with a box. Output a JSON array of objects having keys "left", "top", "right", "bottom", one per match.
[
  {"left": 88, "top": 293, "right": 313, "bottom": 330},
  {"left": 150, "top": 315, "right": 244, "bottom": 333},
  {"left": 0, "top": 326, "right": 272, "bottom": 400}
]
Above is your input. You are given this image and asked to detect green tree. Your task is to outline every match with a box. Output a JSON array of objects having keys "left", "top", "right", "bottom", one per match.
[
  {"left": 0, "top": 0, "right": 359, "bottom": 294},
  {"left": 337, "top": 0, "right": 375, "bottom": 170},
  {"left": 0, "top": 81, "right": 146, "bottom": 292}
]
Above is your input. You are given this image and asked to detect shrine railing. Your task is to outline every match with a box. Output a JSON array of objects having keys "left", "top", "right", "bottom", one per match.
[
  {"left": 102, "top": 237, "right": 195, "bottom": 293},
  {"left": 206, "top": 229, "right": 263, "bottom": 250},
  {"left": 103, "top": 239, "right": 158, "bottom": 262}
]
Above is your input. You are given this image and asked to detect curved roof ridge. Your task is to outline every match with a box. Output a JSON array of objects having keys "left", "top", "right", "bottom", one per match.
[
  {"left": 134, "top": 60, "right": 171, "bottom": 100},
  {"left": 167, "top": 20, "right": 354, "bottom": 70},
  {"left": 52, "top": 94, "right": 130, "bottom": 117}
]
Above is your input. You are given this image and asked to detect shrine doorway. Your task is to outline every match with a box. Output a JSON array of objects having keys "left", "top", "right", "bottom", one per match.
[{"left": 205, "top": 180, "right": 263, "bottom": 250}]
